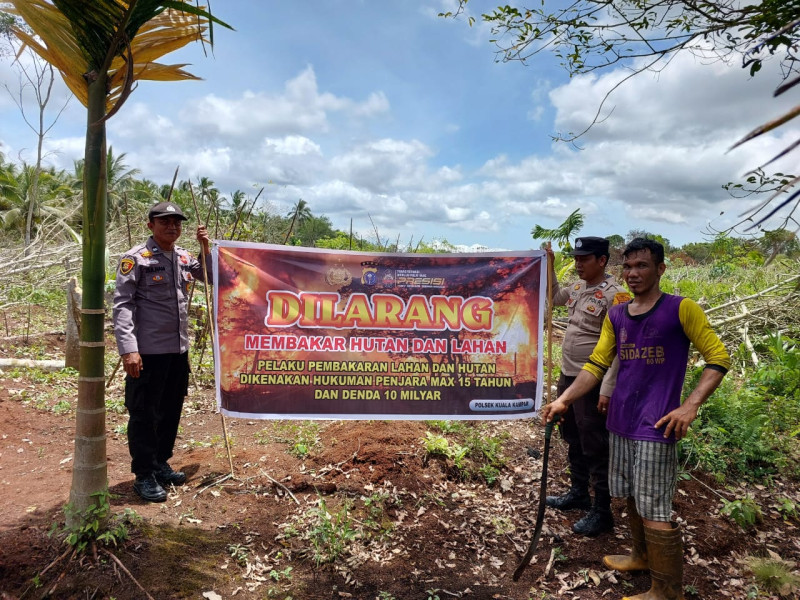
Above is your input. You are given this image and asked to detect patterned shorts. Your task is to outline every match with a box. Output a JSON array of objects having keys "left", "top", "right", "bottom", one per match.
[{"left": 609, "top": 432, "right": 677, "bottom": 522}]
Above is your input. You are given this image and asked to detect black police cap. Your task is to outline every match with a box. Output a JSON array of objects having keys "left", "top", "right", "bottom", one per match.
[
  {"left": 570, "top": 236, "right": 609, "bottom": 256},
  {"left": 148, "top": 201, "right": 188, "bottom": 221}
]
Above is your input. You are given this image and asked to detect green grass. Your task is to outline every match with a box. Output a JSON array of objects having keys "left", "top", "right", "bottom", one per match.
[
  {"left": 746, "top": 555, "right": 800, "bottom": 597},
  {"left": 422, "top": 422, "right": 509, "bottom": 485},
  {"left": 256, "top": 421, "right": 321, "bottom": 458},
  {"left": 679, "top": 334, "right": 800, "bottom": 483}
]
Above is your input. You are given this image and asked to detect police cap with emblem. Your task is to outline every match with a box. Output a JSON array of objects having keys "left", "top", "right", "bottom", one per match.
[
  {"left": 148, "top": 201, "right": 188, "bottom": 221},
  {"left": 570, "top": 236, "right": 609, "bottom": 256}
]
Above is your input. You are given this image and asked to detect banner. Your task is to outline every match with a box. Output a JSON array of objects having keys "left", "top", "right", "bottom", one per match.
[{"left": 212, "top": 242, "right": 545, "bottom": 420}]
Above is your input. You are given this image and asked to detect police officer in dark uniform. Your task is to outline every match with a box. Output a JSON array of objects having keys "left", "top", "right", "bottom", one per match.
[
  {"left": 112, "top": 201, "right": 212, "bottom": 502},
  {"left": 545, "top": 236, "right": 630, "bottom": 535}
]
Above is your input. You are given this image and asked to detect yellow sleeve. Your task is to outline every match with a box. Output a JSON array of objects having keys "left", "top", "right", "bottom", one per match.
[
  {"left": 582, "top": 314, "right": 617, "bottom": 380},
  {"left": 678, "top": 298, "right": 731, "bottom": 372}
]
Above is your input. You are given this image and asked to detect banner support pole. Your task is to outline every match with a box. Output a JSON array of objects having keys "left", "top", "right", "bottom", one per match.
[
  {"left": 546, "top": 241, "right": 554, "bottom": 404},
  {"left": 190, "top": 182, "right": 235, "bottom": 480}
]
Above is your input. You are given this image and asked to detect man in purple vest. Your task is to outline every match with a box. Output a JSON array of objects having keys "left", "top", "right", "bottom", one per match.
[{"left": 542, "top": 238, "right": 730, "bottom": 600}]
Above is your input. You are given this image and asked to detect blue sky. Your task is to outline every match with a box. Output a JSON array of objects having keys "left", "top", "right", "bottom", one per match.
[{"left": 1, "top": 0, "right": 796, "bottom": 251}]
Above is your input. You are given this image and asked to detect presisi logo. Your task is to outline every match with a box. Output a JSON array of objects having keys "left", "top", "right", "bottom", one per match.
[
  {"left": 397, "top": 276, "right": 446, "bottom": 287},
  {"left": 361, "top": 261, "right": 378, "bottom": 285}
]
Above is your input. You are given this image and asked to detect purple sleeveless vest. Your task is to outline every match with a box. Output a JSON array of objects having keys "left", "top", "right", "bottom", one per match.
[{"left": 606, "top": 294, "right": 690, "bottom": 443}]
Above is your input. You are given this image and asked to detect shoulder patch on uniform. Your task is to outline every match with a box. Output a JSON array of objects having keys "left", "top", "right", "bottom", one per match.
[
  {"left": 613, "top": 292, "right": 632, "bottom": 305},
  {"left": 119, "top": 257, "right": 135, "bottom": 276}
]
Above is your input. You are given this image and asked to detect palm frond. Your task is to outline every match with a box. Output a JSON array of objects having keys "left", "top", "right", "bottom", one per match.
[
  {"left": 729, "top": 104, "right": 800, "bottom": 152},
  {"left": 5, "top": 0, "right": 228, "bottom": 110}
]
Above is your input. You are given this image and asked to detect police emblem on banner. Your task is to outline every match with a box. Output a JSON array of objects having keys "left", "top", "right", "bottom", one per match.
[{"left": 326, "top": 261, "right": 352, "bottom": 287}]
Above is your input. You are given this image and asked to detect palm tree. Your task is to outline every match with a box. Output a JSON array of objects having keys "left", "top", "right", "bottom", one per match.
[
  {"left": 284, "top": 198, "right": 312, "bottom": 243},
  {"left": 4, "top": 0, "right": 231, "bottom": 527},
  {"left": 72, "top": 147, "right": 142, "bottom": 224},
  {"left": 531, "top": 208, "right": 585, "bottom": 253},
  {"left": 106, "top": 147, "right": 140, "bottom": 224},
  {"left": 0, "top": 162, "right": 79, "bottom": 242}
]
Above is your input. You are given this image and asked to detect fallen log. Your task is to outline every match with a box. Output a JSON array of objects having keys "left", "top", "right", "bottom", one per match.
[{"left": 0, "top": 358, "right": 65, "bottom": 371}]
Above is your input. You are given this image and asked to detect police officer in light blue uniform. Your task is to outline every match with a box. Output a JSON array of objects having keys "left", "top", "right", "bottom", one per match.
[{"left": 112, "top": 201, "right": 212, "bottom": 502}]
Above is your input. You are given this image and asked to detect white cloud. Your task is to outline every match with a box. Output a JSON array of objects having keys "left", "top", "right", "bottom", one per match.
[
  {"left": 468, "top": 52, "right": 799, "bottom": 238},
  {"left": 2, "top": 4, "right": 796, "bottom": 251},
  {"left": 353, "top": 91, "right": 391, "bottom": 117},
  {"left": 181, "top": 66, "right": 388, "bottom": 139},
  {"left": 263, "top": 136, "right": 322, "bottom": 156},
  {"left": 330, "top": 139, "right": 434, "bottom": 193}
]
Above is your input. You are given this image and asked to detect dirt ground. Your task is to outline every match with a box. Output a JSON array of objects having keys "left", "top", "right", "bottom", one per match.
[{"left": 1, "top": 319, "right": 799, "bottom": 599}]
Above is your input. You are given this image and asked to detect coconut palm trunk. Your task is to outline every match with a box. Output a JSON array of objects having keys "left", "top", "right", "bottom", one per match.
[{"left": 69, "top": 70, "right": 110, "bottom": 518}]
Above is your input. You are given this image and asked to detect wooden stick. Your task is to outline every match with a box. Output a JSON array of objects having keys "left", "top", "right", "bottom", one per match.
[
  {"left": 546, "top": 241, "right": 554, "bottom": 404},
  {"left": 543, "top": 547, "right": 557, "bottom": 578},
  {"left": 101, "top": 549, "right": 156, "bottom": 600},
  {"left": 262, "top": 470, "right": 300, "bottom": 505},
  {"left": 188, "top": 181, "right": 235, "bottom": 480},
  {"left": 194, "top": 472, "right": 233, "bottom": 497},
  {"left": 165, "top": 165, "right": 179, "bottom": 202},
  {"left": 38, "top": 546, "right": 73, "bottom": 578}
]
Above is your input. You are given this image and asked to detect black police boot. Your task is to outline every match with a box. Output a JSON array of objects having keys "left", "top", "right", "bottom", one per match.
[
  {"left": 545, "top": 487, "right": 592, "bottom": 511},
  {"left": 133, "top": 474, "right": 167, "bottom": 503},
  {"left": 155, "top": 462, "right": 186, "bottom": 486},
  {"left": 573, "top": 504, "right": 614, "bottom": 536}
]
